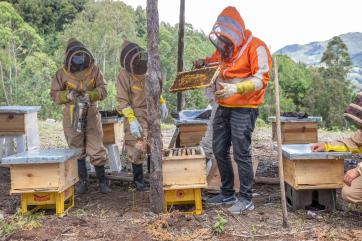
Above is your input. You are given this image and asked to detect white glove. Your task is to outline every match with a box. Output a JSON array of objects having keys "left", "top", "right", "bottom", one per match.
[
  {"left": 160, "top": 103, "right": 169, "bottom": 119},
  {"left": 66, "top": 90, "right": 77, "bottom": 102},
  {"left": 130, "top": 120, "right": 143, "bottom": 139},
  {"left": 215, "top": 82, "right": 237, "bottom": 99}
]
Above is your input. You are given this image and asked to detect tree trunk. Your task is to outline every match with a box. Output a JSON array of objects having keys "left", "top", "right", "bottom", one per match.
[
  {"left": 176, "top": 0, "right": 185, "bottom": 112},
  {"left": 0, "top": 61, "right": 10, "bottom": 105},
  {"left": 146, "top": 0, "right": 164, "bottom": 213}
]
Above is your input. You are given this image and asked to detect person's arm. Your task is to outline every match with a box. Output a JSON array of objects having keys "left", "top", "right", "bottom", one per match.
[
  {"left": 311, "top": 130, "right": 362, "bottom": 185},
  {"left": 87, "top": 67, "right": 107, "bottom": 102},
  {"left": 50, "top": 70, "right": 68, "bottom": 105},
  {"left": 215, "top": 44, "right": 272, "bottom": 99}
]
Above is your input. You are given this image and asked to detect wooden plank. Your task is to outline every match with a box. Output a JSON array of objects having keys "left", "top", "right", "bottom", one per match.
[
  {"left": 163, "top": 157, "right": 207, "bottom": 189},
  {"left": 62, "top": 158, "right": 79, "bottom": 190},
  {"left": 272, "top": 122, "right": 318, "bottom": 143},
  {"left": 0, "top": 113, "right": 25, "bottom": 133},
  {"left": 10, "top": 163, "right": 60, "bottom": 193},
  {"left": 283, "top": 158, "right": 296, "bottom": 188},
  {"left": 102, "top": 123, "right": 116, "bottom": 144},
  {"left": 179, "top": 131, "right": 205, "bottom": 147},
  {"left": 178, "top": 124, "right": 207, "bottom": 133},
  {"left": 168, "top": 128, "right": 179, "bottom": 149},
  {"left": 294, "top": 159, "right": 344, "bottom": 189}
]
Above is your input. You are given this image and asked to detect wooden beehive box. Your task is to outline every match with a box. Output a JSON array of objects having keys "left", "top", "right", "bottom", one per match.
[
  {"left": 163, "top": 147, "right": 207, "bottom": 190},
  {"left": 269, "top": 116, "right": 322, "bottom": 144},
  {"left": 0, "top": 106, "right": 41, "bottom": 135},
  {"left": 2, "top": 149, "right": 81, "bottom": 194},
  {"left": 100, "top": 111, "right": 123, "bottom": 145},
  {"left": 178, "top": 123, "right": 207, "bottom": 147},
  {"left": 169, "top": 66, "right": 220, "bottom": 92},
  {"left": 282, "top": 144, "right": 351, "bottom": 190}
]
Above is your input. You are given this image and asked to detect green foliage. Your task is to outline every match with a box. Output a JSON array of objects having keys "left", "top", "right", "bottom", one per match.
[
  {"left": 303, "top": 69, "right": 353, "bottom": 128},
  {"left": 321, "top": 36, "right": 352, "bottom": 80},
  {"left": 212, "top": 214, "right": 227, "bottom": 235},
  {"left": 0, "top": 1, "right": 43, "bottom": 105},
  {"left": 17, "top": 52, "right": 60, "bottom": 119},
  {"left": 4, "top": 0, "right": 88, "bottom": 35}
]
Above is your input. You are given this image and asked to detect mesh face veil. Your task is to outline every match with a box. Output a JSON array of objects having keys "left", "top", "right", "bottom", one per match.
[{"left": 209, "top": 33, "right": 234, "bottom": 60}]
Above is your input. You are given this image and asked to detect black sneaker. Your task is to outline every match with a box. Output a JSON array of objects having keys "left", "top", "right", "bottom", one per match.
[{"left": 206, "top": 194, "right": 237, "bottom": 206}]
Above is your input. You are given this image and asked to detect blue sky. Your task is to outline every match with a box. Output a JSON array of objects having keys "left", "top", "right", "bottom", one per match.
[{"left": 121, "top": 0, "right": 362, "bottom": 52}]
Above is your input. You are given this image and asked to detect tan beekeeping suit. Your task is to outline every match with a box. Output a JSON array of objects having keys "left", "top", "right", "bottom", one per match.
[
  {"left": 323, "top": 130, "right": 362, "bottom": 204},
  {"left": 50, "top": 39, "right": 108, "bottom": 166},
  {"left": 116, "top": 69, "right": 148, "bottom": 165}
]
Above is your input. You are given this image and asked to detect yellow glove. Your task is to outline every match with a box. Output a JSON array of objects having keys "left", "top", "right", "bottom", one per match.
[
  {"left": 235, "top": 80, "right": 255, "bottom": 95},
  {"left": 122, "top": 107, "right": 137, "bottom": 123},
  {"left": 215, "top": 80, "right": 255, "bottom": 99},
  {"left": 160, "top": 95, "right": 166, "bottom": 105},
  {"left": 86, "top": 89, "right": 101, "bottom": 102}
]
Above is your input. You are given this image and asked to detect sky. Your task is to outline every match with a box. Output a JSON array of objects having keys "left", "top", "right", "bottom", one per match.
[{"left": 121, "top": 0, "right": 362, "bottom": 52}]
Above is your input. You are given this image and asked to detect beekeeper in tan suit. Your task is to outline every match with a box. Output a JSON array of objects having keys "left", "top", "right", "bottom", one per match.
[
  {"left": 312, "top": 93, "right": 362, "bottom": 204},
  {"left": 116, "top": 41, "right": 168, "bottom": 191},
  {"left": 50, "top": 38, "right": 111, "bottom": 194}
]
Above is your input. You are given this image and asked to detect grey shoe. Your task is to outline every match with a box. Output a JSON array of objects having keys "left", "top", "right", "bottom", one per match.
[
  {"left": 206, "top": 194, "right": 237, "bottom": 206},
  {"left": 228, "top": 198, "right": 254, "bottom": 214}
]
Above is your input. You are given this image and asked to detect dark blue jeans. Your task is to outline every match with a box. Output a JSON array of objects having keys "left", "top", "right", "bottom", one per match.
[{"left": 212, "top": 106, "right": 258, "bottom": 201}]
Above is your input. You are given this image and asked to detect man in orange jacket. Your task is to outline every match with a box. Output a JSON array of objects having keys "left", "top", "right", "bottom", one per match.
[{"left": 196, "top": 6, "right": 272, "bottom": 214}]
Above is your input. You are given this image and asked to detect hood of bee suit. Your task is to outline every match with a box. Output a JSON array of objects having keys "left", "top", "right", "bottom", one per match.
[
  {"left": 209, "top": 6, "right": 251, "bottom": 50},
  {"left": 344, "top": 92, "right": 362, "bottom": 128},
  {"left": 120, "top": 41, "right": 148, "bottom": 75},
  {"left": 64, "top": 38, "right": 94, "bottom": 73}
]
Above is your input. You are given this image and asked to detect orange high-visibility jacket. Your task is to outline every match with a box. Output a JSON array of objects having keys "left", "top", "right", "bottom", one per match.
[{"left": 206, "top": 6, "right": 272, "bottom": 108}]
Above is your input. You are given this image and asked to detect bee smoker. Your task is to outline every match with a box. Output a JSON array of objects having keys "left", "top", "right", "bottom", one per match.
[{"left": 72, "top": 97, "right": 90, "bottom": 133}]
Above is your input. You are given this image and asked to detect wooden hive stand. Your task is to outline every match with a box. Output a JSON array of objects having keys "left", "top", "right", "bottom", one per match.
[
  {"left": 282, "top": 144, "right": 351, "bottom": 211},
  {"left": 2, "top": 148, "right": 81, "bottom": 217},
  {"left": 0, "top": 106, "right": 41, "bottom": 161},
  {"left": 162, "top": 147, "right": 207, "bottom": 215}
]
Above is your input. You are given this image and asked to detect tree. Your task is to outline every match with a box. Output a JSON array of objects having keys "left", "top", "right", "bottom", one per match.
[
  {"left": 146, "top": 0, "right": 164, "bottom": 213},
  {"left": 5, "top": 0, "right": 88, "bottom": 35},
  {"left": 303, "top": 69, "right": 353, "bottom": 128},
  {"left": 0, "top": 2, "right": 43, "bottom": 105},
  {"left": 321, "top": 36, "right": 352, "bottom": 80}
]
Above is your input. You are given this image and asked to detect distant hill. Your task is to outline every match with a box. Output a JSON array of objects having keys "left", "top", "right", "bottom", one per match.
[{"left": 275, "top": 32, "right": 362, "bottom": 87}]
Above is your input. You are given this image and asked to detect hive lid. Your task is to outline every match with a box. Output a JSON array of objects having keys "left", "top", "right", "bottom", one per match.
[
  {"left": 2, "top": 148, "right": 82, "bottom": 164},
  {"left": 282, "top": 144, "right": 351, "bottom": 160},
  {"left": 169, "top": 66, "right": 220, "bottom": 92},
  {"left": 268, "top": 116, "right": 322, "bottom": 123},
  {"left": 0, "top": 106, "right": 41, "bottom": 114}
]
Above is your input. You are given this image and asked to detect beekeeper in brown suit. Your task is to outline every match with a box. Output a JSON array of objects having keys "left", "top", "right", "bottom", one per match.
[
  {"left": 50, "top": 38, "right": 111, "bottom": 194},
  {"left": 116, "top": 41, "right": 168, "bottom": 191}
]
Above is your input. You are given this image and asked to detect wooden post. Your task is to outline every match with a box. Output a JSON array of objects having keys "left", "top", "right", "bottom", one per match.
[
  {"left": 146, "top": 0, "right": 164, "bottom": 213},
  {"left": 176, "top": 0, "right": 185, "bottom": 112},
  {"left": 273, "top": 56, "right": 289, "bottom": 228}
]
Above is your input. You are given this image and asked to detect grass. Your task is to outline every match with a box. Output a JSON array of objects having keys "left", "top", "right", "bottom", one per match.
[{"left": 0, "top": 210, "right": 44, "bottom": 238}]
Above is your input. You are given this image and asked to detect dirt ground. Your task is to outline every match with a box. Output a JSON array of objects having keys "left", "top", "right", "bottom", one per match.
[{"left": 1, "top": 121, "right": 362, "bottom": 241}]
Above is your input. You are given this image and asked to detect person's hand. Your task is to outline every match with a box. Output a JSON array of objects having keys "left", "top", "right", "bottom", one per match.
[
  {"left": 130, "top": 119, "right": 143, "bottom": 139},
  {"left": 66, "top": 90, "right": 78, "bottom": 102},
  {"left": 160, "top": 103, "right": 169, "bottom": 119},
  {"left": 193, "top": 59, "right": 205, "bottom": 69},
  {"left": 343, "top": 168, "right": 361, "bottom": 186},
  {"left": 311, "top": 143, "right": 325, "bottom": 152},
  {"left": 215, "top": 82, "right": 237, "bottom": 99}
]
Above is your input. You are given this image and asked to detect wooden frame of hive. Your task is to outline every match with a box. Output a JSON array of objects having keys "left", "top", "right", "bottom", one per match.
[{"left": 169, "top": 66, "right": 220, "bottom": 92}]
